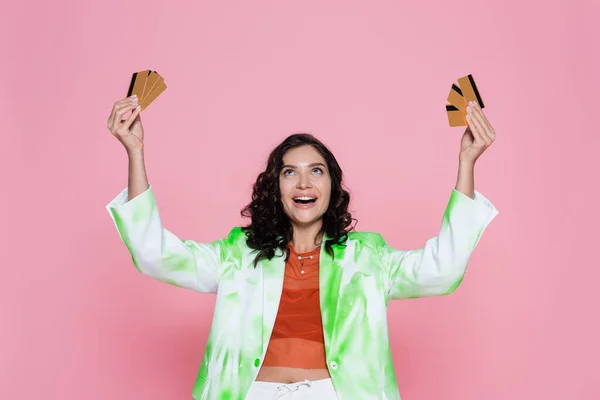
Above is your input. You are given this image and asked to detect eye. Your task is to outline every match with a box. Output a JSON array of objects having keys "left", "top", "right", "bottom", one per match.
[
  {"left": 282, "top": 169, "right": 295, "bottom": 176},
  {"left": 312, "top": 167, "right": 323, "bottom": 174}
]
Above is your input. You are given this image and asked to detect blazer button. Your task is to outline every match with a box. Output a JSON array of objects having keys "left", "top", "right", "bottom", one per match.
[
  {"left": 330, "top": 361, "right": 338, "bottom": 370},
  {"left": 254, "top": 358, "right": 260, "bottom": 367}
]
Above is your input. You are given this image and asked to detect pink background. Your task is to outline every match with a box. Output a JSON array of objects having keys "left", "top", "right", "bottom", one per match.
[{"left": 2, "top": 0, "right": 599, "bottom": 399}]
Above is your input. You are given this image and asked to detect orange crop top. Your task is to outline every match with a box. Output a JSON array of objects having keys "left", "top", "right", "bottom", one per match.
[{"left": 261, "top": 245, "right": 327, "bottom": 369}]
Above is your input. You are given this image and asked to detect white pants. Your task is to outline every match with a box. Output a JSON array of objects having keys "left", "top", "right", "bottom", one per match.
[{"left": 245, "top": 378, "right": 338, "bottom": 399}]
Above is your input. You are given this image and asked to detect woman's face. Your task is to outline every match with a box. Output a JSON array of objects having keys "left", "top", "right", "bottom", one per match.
[{"left": 279, "top": 145, "right": 332, "bottom": 229}]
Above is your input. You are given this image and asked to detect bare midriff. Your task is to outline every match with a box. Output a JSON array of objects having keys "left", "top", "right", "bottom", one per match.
[
  {"left": 256, "top": 245, "right": 331, "bottom": 383},
  {"left": 256, "top": 366, "right": 331, "bottom": 383}
]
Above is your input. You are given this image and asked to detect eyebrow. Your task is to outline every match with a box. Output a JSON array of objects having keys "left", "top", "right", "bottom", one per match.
[{"left": 282, "top": 162, "right": 327, "bottom": 170}]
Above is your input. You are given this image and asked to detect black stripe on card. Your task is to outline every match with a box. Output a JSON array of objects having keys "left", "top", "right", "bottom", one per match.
[
  {"left": 127, "top": 73, "right": 137, "bottom": 97},
  {"left": 468, "top": 74, "right": 484, "bottom": 108},
  {"left": 451, "top": 83, "right": 463, "bottom": 96}
]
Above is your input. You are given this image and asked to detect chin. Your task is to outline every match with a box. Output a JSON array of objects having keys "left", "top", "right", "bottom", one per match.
[
  {"left": 294, "top": 218, "right": 320, "bottom": 226},
  {"left": 290, "top": 213, "right": 325, "bottom": 227}
]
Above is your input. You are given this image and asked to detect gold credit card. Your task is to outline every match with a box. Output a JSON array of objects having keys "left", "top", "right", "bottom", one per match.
[
  {"left": 446, "top": 74, "right": 484, "bottom": 127},
  {"left": 127, "top": 70, "right": 167, "bottom": 111},
  {"left": 127, "top": 70, "right": 150, "bottom": 99},
  {"left": 140, "top": 79, "right": 167, "bottom": 111}
]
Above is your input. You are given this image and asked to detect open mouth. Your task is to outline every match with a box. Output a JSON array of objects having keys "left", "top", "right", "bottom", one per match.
[{"left": 293, "top": 196, "right": 317, "bottom": 205}]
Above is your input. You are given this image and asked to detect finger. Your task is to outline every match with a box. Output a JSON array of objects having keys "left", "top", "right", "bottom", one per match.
[
  {"left": 110, "top": 103, "right": 139, "bottom": 133},
  {"left": 469, "top": 102, "right": 495, "bottom": 141},
  {"left": 111, "top": 103, "right": 137, "bottom": 130},
  {"left": 467, "top": 105, "right": 493, "bottom": 144},
  {"left": 112, "top": 102, "right": 138, "bottom": 125},
  {"left": 467, "top": 103, "right": 490, "bottom": 133},
  {"left": 107, "top": 96, "right": 139, "bottom": 128},
  {"left": 466, "top": 112, "right": 487, "bottom": 146},
  {"left": 121, "top": 105, "right": 142, "bottom": 131},
  {"left": 108, "top": 98, "right": 136, "bottom": 128}
]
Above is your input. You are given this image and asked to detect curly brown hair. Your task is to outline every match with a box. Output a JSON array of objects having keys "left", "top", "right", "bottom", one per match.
[{"left": 240, "top": 133, "right": 356, "bottom": 266}]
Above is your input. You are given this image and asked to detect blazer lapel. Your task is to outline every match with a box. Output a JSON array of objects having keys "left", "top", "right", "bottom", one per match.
[
  {"left": 257, "top": 236, "right": 349, "bottom": 355},
  {"left": 260, "top": 248, "right": 286, "bottom": 353},
  {"left": 319, "top": 234, "right": 347, "bottom": 352}
]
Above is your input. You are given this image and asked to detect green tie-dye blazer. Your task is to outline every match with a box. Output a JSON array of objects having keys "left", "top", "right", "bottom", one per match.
[{"left": 106, "top": 185, "right": 498, "bottom": 400}]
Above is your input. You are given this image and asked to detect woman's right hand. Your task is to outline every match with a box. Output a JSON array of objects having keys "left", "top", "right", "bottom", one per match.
[{"left": 107, "top": 95, "right": 144, "bottom": 153}]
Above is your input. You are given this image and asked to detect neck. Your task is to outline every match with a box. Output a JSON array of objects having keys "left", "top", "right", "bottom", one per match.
[{"left": 290, "top": 220, "right": 323, "bottom": 253}]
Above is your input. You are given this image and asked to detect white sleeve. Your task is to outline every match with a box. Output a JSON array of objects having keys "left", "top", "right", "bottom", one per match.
[
  {"left": 383, "top": 189, "right": 499, "bottom": 299},
  {"left": 105, "top": 185, "right": 224, "bottom": 293}
]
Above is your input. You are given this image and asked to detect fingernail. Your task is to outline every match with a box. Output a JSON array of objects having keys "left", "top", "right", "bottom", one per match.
[
  {"left": 136, "top": 105, "right": 141, "bottom": 111},
  {"left": 466, "top": 106, "right": 472, "bottom": 113}
]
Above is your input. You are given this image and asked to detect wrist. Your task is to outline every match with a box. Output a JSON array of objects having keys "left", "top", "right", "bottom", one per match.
[
  {"left": 458, "top": 157, "right": 475, "bottom": 169},
  {"left": 127, "top": 147, "right": 144, "bottom": 158}
]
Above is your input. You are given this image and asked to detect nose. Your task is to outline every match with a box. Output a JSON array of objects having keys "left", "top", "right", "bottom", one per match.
[{"left": 296, "top": 172, "right": 312, "bottom": 189}]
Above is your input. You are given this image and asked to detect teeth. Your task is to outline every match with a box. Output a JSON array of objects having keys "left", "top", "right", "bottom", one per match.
[{"left": 294, "top": 197, "right": 315, "bottom": 200}]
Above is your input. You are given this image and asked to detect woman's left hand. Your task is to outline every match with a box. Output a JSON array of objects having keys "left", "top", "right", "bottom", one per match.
[{"left": 459, "top": 101, "right": 496, "bottom": 165}]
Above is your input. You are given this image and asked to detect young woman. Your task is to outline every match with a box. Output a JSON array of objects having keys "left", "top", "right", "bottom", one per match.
[{"left": 105, "top": 95, "right": 498, "bottom": 400}]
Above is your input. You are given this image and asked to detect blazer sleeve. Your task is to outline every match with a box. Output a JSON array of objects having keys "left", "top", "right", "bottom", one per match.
[
  {"left": 380, "top": 188, "right": 499, "bottom": 300},
  {"left": 105, "top": 185, "right": 225, "bottom": 293}
]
